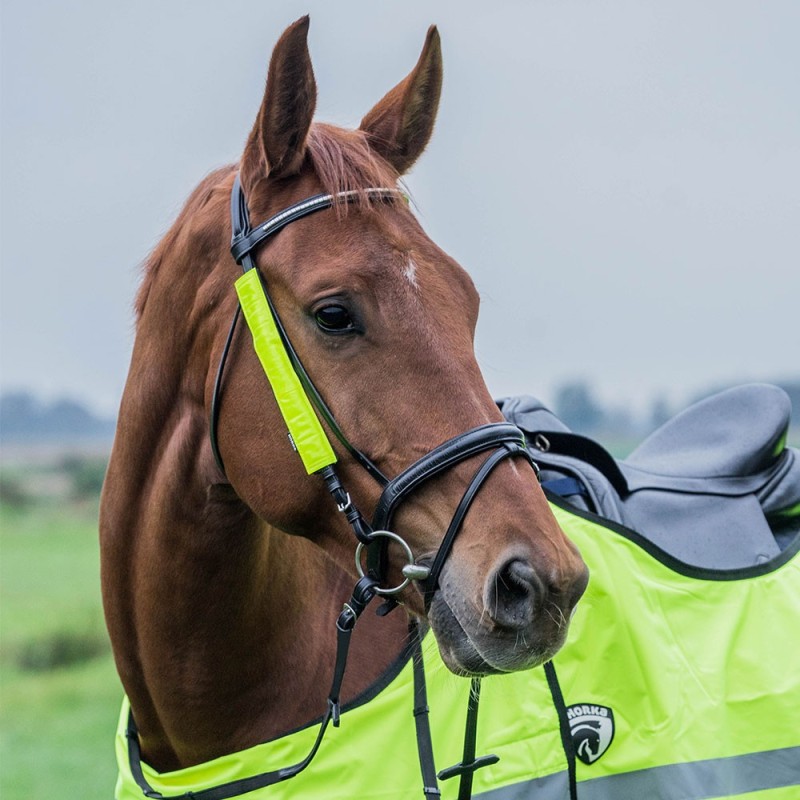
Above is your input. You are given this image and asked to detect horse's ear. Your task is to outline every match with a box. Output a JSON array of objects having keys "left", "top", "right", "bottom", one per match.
[
  {"left": 242, "top": 16, "right": 317, "bottom": 183},
  {"left": 359, "top": 26, "right": 442, "bottom": 175}
]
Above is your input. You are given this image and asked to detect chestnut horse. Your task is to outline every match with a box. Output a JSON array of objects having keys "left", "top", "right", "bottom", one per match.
[{"left": 100, "top": 16, "right": 587, "bottom": 795}]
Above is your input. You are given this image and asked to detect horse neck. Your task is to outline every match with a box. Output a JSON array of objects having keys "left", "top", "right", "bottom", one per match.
[
  {"left": 101, "top": 168, "right": 412, "bottom": 770},
  {"left": 101, "top": 337, "right": 408, "bottom": 772}
]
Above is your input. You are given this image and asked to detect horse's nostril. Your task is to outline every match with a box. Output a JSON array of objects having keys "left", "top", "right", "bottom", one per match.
[{"left": 485, "top": 558, "right": 544, "bottom": 630}]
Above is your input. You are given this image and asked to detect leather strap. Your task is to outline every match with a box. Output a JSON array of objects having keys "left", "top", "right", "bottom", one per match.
[
  {"left": 410, "top": 621, "right": 441, "bottom": 799},
  {"left": 437, "top": 677, "right": 499, "bottom": 800},
  {"left": 421, "top": 444, "right": 536, "bottom": 609},
  {"left": 231, "top": 183, "right": 400, "bottom": 265},
  {"left": 372, "top": 423, "right": 529, "bottom": 531},
  {"left": 209, "top": 306, "right": 241, "bottom": 475},
  {"left": 544, "top": 660, "right": 578, "bottom": 800}
]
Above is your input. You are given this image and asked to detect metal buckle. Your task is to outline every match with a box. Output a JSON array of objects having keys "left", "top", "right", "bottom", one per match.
[{"left": 533, "top": 433, "right": 551, "bottom": 452}]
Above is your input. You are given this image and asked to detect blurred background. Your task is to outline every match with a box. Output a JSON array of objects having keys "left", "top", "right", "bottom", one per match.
[{"left": 1, "top": 1, "right": 797, "bottom": 797}]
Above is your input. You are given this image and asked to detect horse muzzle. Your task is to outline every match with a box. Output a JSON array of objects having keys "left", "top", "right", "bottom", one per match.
[
  {"left": 429, "top": 553, "right": 588, "bottom": 676},
  {"left": 365, "top": 422, "right": 588, "bottom": 674}
]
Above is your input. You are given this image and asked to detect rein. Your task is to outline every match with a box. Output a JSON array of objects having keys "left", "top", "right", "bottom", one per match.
[{"left": 130, "top": 173, "right": 542, "bottom": 800}]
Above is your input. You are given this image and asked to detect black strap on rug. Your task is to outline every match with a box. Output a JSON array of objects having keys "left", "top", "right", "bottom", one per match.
[
  {"left": 544, "top": 660, "right": 578, "bottom": 800},
  {"left": 437, "top": 677, "right": 499, "bottom": 800},
  {"left": 410, "top": 621, "right": 441, "bottom": 799},
  {"left": 125, "top": 577, "right": 379, "bottom": 800}
]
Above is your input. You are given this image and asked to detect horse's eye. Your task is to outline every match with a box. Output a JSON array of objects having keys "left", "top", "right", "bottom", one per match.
[{"left": 314, "top": 304, "right": 355, "bottom": 334}]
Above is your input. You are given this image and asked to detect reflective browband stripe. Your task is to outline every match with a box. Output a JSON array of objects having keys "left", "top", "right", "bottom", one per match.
[{"left": 228, "top": 175, "right": 403, "bottom": 477}]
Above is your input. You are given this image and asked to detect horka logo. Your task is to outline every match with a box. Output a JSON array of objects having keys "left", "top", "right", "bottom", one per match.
[{"left": 566, "top": 703, "right": 615, "bottom": 765}]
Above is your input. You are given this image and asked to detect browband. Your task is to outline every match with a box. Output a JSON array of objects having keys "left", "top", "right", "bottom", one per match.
[{"left": 230, "top": 180, "right": 403, "bottom": 265}]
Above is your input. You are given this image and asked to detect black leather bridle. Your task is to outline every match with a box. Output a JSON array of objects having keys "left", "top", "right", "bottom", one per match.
[
  {"left": 211, "top": 174, "right": 540, "bottom": 606},
  {"left": 139, "top": 173, "right": 543, "bottom": 800}
]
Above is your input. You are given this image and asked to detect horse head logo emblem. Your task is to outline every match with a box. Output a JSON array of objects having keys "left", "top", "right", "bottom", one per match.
[{"left": 566, "top": 703, "right": 615, "bottom": 765}]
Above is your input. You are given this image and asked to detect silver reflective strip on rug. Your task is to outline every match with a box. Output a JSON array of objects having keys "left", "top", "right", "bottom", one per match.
[
  {"left": 473, "top": 770, "right": 569, "bottom": 800},
  {"left": 474, "top": 746, "right": 800, "bottom": 800}
]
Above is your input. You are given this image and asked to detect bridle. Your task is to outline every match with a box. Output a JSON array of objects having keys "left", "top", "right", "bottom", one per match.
[
  {"left": 212, "top": 174, "right": 539, "bottom": 607},
  {"left": 127, "top": 173, "right": 542, "bottom": 800}
]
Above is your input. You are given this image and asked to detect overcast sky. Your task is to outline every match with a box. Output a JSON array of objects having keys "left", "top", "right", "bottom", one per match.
[{"left": 1, "top": 1, "right": 798, "bottom": 418}]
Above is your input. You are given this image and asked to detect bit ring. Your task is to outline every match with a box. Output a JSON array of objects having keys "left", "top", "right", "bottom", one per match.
[{"left": 355, "top": 530, "right": 418, "bottom": 596}]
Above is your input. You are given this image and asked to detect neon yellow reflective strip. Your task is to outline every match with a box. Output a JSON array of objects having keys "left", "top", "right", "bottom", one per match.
[
  {"left": 115, "top": 503, "right": 800, "bottom": 798},
  {"left": 235, "top": 270, "right": 336, "bottom": 474}
]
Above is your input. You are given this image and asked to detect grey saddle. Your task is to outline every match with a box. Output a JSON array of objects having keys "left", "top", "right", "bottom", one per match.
[{"left": 500, "top": 384, "right": 800, "bottom": 570}]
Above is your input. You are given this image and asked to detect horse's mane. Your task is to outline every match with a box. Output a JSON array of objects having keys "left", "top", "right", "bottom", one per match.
[{"left": 135, "top": 124, "right": 401, "bottom": 319}]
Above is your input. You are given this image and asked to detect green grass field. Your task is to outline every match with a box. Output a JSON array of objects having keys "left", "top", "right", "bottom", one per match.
[{"left": 1, "top": 497, "right": 121, "bottom": 799}]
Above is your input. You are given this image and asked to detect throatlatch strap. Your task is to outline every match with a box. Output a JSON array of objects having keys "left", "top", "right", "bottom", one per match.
[{"left": 209, "top": 305, "right": 241, "bottom": 474}]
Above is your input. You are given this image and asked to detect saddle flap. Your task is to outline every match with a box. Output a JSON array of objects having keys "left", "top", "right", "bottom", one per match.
[{"left": 624, "top": 384, "right": 791, "bottom": 481}]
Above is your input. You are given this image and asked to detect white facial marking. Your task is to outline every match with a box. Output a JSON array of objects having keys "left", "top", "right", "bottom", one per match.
[{"left": 404, "top": 257, "right": 420, "bottom": 290}]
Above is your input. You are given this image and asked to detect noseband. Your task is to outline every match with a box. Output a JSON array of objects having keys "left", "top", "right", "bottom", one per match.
[{"left": 200, "top": 173, "right": 540, "bottom": 797}]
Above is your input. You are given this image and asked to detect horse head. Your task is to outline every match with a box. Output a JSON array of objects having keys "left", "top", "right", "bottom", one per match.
[{"left": 212, "top": 17, "right": 588, "bottom": 675}]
